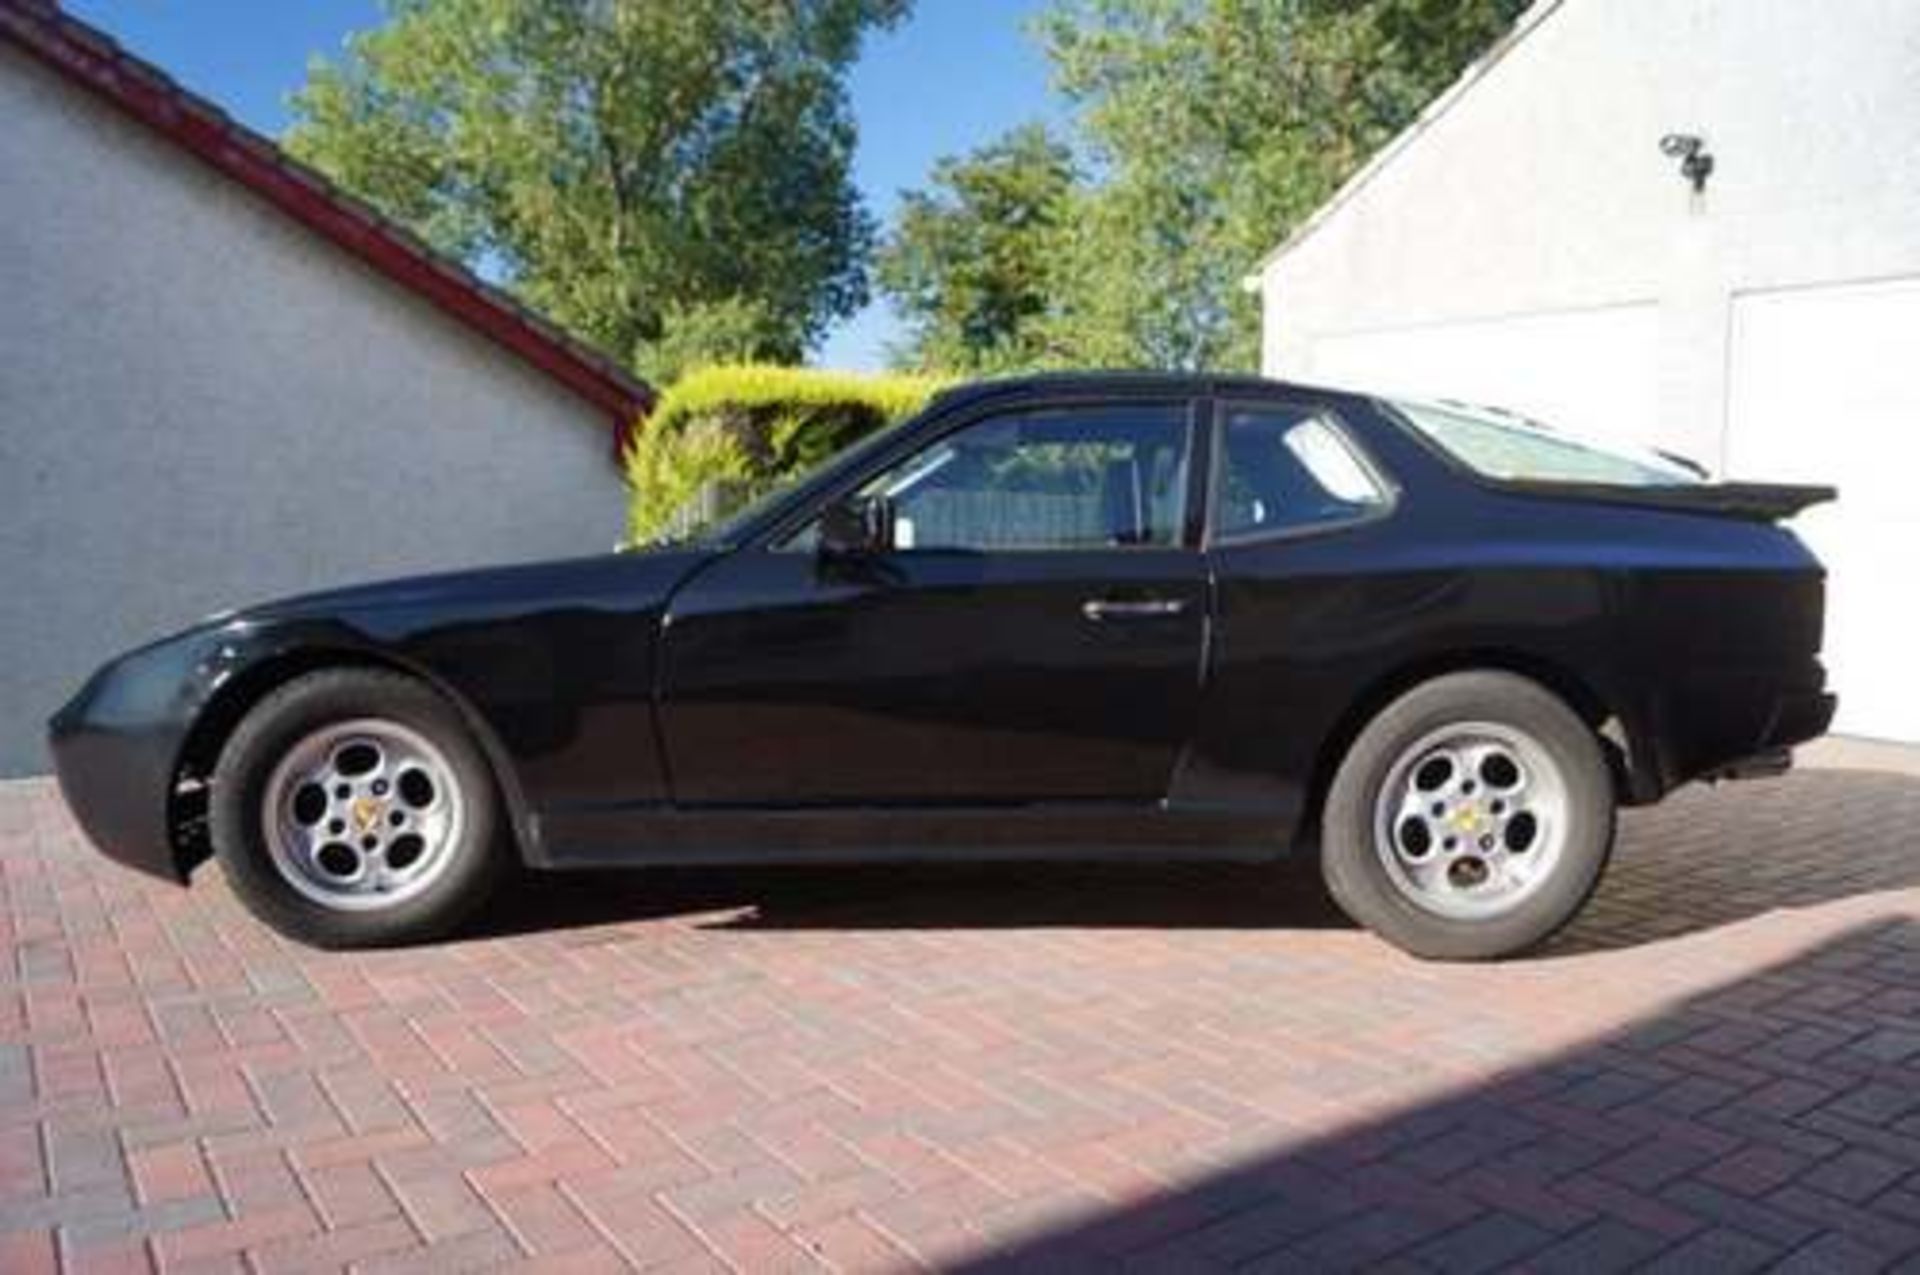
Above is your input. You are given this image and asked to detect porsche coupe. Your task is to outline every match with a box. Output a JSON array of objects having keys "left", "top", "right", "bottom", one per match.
[{"left": 49, "top": 374, "right": 1836, "bottom": 958}]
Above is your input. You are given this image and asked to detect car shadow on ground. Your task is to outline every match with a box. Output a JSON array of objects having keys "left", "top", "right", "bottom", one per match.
[
  {"left": 936, "top": 915, "right": 1920, "bottom": 1270},
  {"left": 469, "top": 768, "right": 1920, "bottom": 950},
  {"left": 471, "top": 857, "right": 1351, "bottom": 940}
]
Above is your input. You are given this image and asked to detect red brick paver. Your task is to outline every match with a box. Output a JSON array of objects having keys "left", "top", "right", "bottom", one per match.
[{"left": 2, "top": 756, "right": 1918, "bottom": 1272}]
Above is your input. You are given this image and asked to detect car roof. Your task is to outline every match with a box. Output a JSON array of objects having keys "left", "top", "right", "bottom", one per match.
[
  {"left": 705, "top": 371, "right": 1390, "bottom": 547},
  {"left": 927, "top": 371, "right": 1363, "bottom": 411}
]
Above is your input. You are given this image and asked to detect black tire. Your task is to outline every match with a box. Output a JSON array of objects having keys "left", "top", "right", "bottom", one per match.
[
  {"left": 209, "top": 669, "right": 508, "bottom": 948},
  {"left": 1319, "top": 671, "right": 1615, "bottom": 960}
]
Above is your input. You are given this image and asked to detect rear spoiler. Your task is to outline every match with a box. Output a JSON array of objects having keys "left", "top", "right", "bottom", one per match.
[{"left": 1506, "top": 481, "right": 1838, "bottom": 523}]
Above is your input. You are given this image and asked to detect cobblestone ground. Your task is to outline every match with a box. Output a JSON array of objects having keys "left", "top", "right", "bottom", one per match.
[{"left": 2, "top": 755, "right": 1918, "bottom": 1272}]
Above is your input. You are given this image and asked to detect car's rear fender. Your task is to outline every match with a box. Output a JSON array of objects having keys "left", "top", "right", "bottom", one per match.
[
  {"left": 1606, "top": 558, "right": 1833, "bottom": 790},
  {"left": 1279, "top": 645, "right": 1650, "bottom": 854},
  {"left": 1176, "top": 528, "right": 1644, "bottom": 827}
]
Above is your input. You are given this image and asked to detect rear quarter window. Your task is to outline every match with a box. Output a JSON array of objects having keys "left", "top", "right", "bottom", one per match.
[
  {"left": 1213, "top": 406, "right": 1391, "bottom": 540},
  {"left": 1391, "top": 400, "right": 1702, "bottom": 487}
]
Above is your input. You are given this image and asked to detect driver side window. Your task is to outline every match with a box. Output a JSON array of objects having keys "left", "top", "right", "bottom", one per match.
[{"left": 789, "top": 404, "right": 1191, "bottom": 551}]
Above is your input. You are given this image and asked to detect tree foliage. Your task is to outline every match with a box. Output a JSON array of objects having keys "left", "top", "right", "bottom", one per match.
[
  {"left": 624, "top": 365, "right": 947, "bottom": 543},
  {"left": 1040, "top": 0, "right": 1527, "bottom": 370},
  {"left": 875, "top": 124, "right": 1079, "bottom": 374},
  {"left": 879, "top": 0, "right": 1527, "bottom": 373},
  {"left": 287, "top": 0, "right": 909, "bottom": 380}
]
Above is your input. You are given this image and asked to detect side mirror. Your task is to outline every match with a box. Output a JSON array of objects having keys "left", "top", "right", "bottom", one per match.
[{"left": 817, "top": 494, "right": 894, "bottom": 558}]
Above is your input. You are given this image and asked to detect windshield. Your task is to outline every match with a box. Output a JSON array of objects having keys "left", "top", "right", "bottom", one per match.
[{"left": 1390, "top": 399, "right": 1702, "bottom": 487}]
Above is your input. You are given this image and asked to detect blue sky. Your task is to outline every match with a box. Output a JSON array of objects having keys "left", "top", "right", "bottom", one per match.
[{"left": 65, "top": 0, "right": 1060, "bottom": 371}]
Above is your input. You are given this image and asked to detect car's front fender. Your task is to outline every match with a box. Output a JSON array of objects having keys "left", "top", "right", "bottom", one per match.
[{"left": 52, "top": 549, "right": 715, "bottom": 883}]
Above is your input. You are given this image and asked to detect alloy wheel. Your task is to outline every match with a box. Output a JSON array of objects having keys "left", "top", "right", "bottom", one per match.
[
  {"left": 1370, "top": 720, "right": 1570, "bottom": 921},
  {"left": 259, "top": 717, "right": 466, "bottom": 911}
]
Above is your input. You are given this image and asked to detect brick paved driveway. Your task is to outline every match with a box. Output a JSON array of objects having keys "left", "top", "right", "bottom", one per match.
[{"left": 3, "top": 757, "right": 1919, "bottom": 1273}]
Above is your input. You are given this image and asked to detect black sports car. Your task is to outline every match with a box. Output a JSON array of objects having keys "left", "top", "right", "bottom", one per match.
[{"left": 49, "top": 374, "right": 1835, "bottom": 958}]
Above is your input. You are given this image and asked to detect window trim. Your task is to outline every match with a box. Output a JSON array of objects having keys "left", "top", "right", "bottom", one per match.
[
  {"left": 1203, "top": 397, "right": 1401, "bottom": 550},
  {"left": 759, "top": 394, "right": 1208, "bottom": 554}
]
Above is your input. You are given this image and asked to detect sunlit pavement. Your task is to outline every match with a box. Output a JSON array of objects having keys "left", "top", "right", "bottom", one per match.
[{"left": 1, "top": 746, "right": 1918, "bottom": 1272}]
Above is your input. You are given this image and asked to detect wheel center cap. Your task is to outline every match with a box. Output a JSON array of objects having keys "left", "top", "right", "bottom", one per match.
[
  {"left": 350, "top": 796, "right": 383, "bottom": 833},
  {"left": 1452, "top": 806, "right": 1482, "bottom": 833}
]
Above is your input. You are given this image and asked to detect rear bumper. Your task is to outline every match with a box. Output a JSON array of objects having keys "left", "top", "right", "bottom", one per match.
[
  {"left": 1699, "top": 689, "right": 1836, "bottom": 784},
  {"left": 1765, "top": 689, "right": 1838, "bottom": 753},
  {"left": 1638, "top": 677, "right": 1835, "bottom": 799}
]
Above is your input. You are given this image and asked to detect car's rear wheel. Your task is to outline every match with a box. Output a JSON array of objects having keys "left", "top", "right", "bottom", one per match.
[
  {"left": 210, "top": 669, "right": 507, "bottom": 948},
  {"left": 1320, "top": 671, "right": 1615, "bottom": 960}
]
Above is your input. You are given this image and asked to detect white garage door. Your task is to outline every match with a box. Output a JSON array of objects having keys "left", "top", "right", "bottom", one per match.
[
  {"left": 1306, "top": 304, "right": 1663, "bottom": 457},
  {"left": 1726, "top": 277, "right": 1920, "bottom": 743}
]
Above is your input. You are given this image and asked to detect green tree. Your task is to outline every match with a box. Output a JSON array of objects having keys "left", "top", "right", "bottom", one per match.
[
  {"left": 287, "top": 0, "right": 909, "bottom": 380},
  {"left": 875, "top": 124, "right": 1079, "bottom": 373},
  {"left": 1032, "top": 0, "right": 1527, "bottom": 370}
]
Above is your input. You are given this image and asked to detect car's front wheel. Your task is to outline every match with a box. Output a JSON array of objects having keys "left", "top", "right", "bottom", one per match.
[
  {"left": 1320, "top": 670, "right": 1616, "bottom": 960},
  {"left": 210, "top": 669, "right": 508, "bottom": 948}
]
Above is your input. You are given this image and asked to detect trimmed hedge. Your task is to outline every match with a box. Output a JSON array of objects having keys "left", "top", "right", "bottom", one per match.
[{"left": 625, "top": 365, "right": 949, "bottom": 544}]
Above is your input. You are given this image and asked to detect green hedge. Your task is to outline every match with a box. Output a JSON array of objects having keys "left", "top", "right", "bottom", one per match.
[{"left": 624, "top": 365, "right": 949, "bottom": 544}]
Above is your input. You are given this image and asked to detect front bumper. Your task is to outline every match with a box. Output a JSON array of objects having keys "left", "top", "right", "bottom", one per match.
[{"left": 47, "top": 632, "right": 218, "bottom": 883}]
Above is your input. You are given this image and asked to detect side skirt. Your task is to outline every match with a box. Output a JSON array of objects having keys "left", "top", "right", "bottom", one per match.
[{"left": 528, "top": 803, "right": 1291, "bottom": 870}]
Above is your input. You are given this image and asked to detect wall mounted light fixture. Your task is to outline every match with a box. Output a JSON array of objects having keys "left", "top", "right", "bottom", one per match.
[{"left": 1659, "top": 133, "right": 1715, "bottom": 194}]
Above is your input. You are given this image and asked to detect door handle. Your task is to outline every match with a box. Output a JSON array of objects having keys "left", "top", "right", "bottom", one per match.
[{"left": 1081, "top": 597, "right": 1190, "bottom": 622}]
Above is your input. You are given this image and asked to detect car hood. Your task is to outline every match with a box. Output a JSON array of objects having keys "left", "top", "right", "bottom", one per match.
[{"left": 228, "top": 549, "right": 714, "bottom": 630}]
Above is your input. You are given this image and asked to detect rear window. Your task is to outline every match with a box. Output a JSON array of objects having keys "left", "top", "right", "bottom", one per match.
[{"left": 1391, "top": 399, "right": 1702, "bottom": 487}]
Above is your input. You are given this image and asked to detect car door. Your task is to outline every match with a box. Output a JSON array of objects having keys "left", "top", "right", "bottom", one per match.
[
  {"left": 1176, "top": 396, "right": 1404, "bottom": 816},
  {"left": 657, "top": 398, "right": 1209, "bottom": 807}
]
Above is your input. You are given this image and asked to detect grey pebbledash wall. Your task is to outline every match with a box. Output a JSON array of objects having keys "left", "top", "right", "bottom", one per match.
[{"left": 0, "top": 43, "right": 626, "bottom": 776}]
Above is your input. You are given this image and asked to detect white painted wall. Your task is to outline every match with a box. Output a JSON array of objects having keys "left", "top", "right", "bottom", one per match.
[
  {"left": 1724, "top": 278, "right": 1920, "bottom": 740},
  {"left": 1308, "top": 304, "right": 1661, "bottom": 457},
  {"left": 0, "top": 45, "right": 626, "bottom": 776},
  {"left": 1258, "top": 0, "right": 1920, "bottom": 741}
]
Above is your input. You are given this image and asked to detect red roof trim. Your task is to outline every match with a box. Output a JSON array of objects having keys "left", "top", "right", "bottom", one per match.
[{"left": 0, "top": 0, "right": 653, "bottom": 452}]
